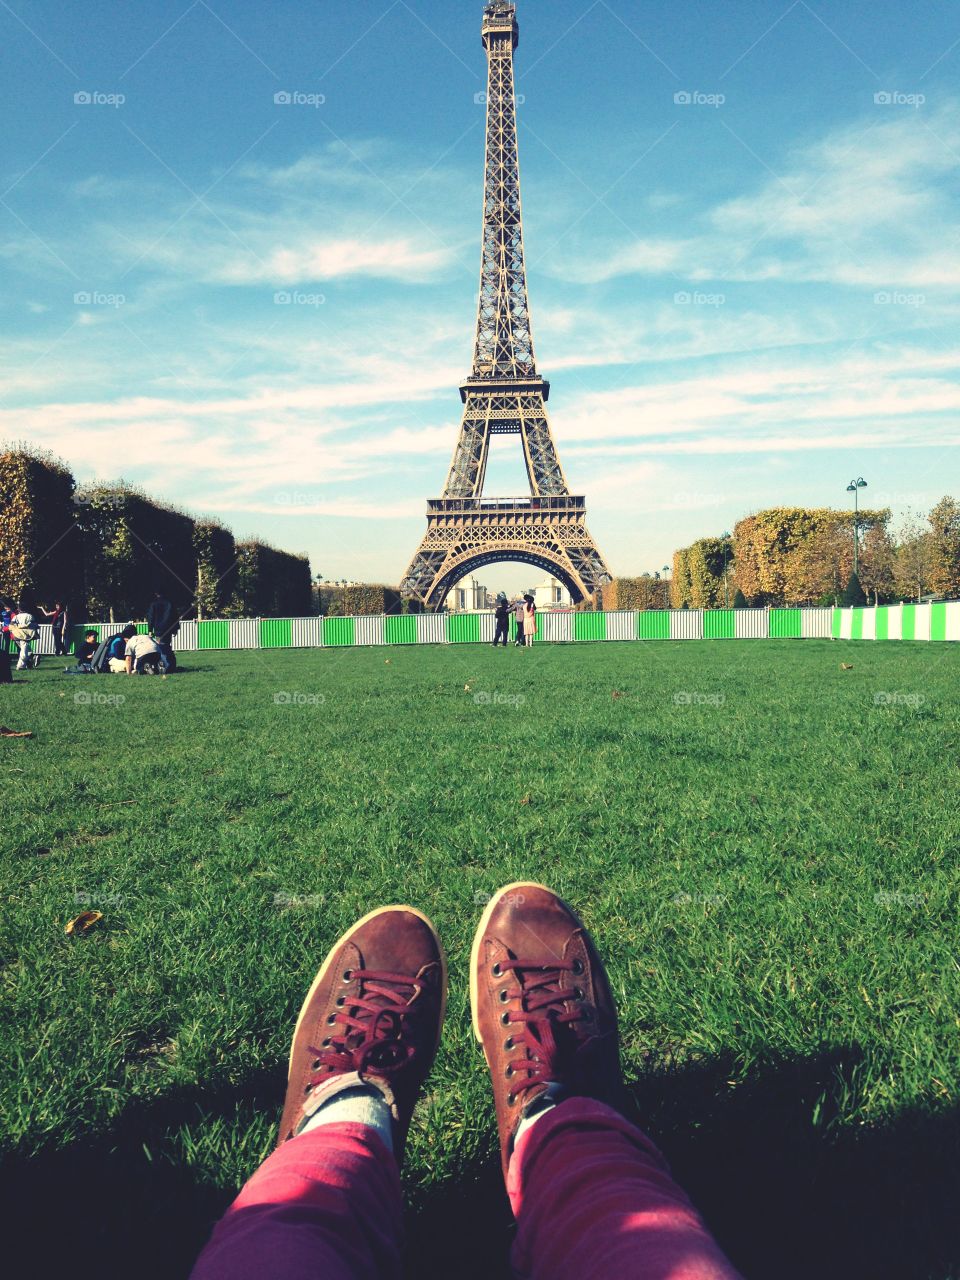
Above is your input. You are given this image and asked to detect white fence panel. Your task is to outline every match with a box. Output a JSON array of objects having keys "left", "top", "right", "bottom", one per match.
[
  {"left": 605, "top": 611, "right": 637, "bottom": 641},
  {"left": 174, "top": 621, "right": 198, "bottom": 650},
  {"left": 946, "top": 602, "right": 960, "bottom": 641},
  {"left": 416, "top": 614, "right": 447, "bottom": 645},
  {"left": 228, "top": 618, "right": 260, "bottom": 649},
  {"left": 735, "top": 609, "right": 767, "bottom": 638},
  {"left": 291, "top": 617, "right": 324, "bottom": 648},
  {"left": 478, "top": 612, "right": 496, "bottom": 642},
  {"left": 539, "top": 612, "right": 573, "bottom": 643},
  {"left": 839, "top": 610, "right": 853, "bottom": 639},
  {"left": 914, "top": 602, "right": 932, "bottom": 640},
  {"left": 33, "top": 624, "right": 55, "bottom": 654},
  {"left": 670, "top": 610, "right": 703, "bottom": 640},
  {"left": 801, "top": 608, "right": 831, "bottom": 638},
  {"left": 885, "top": 605, "right": 902, "bottom": 640},
  {"left": 862, "top": 609, "right": 877, "bottom": 641},
  {"left": 355, "top": 615, "right": 385, "bottom": 647}
]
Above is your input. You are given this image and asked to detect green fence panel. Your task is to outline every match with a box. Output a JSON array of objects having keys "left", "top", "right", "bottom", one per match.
[
  {"left": 769, "top": 608, "right": 802, "bottom": 638},
  {"left": 931, "top": 603, "right": 947, "bottom": 642},
  {"left": 901, "top": 604, "right": 916, "bottom": 641},
  {"left": 638, "top": 610, "right": 671, "bottom": 639},
  {"left": 703, "top": 610, "right": 735, "bottom": 639},
  {"left": 574, "top": 611, "right": 606, "bottom": 641},
  {"left": 875, "top": 607, "right": 889, "bottom": 640},
  {"left": 831, "top": 609, "right": 842, "bottom": 638},
  {"left": 198, "top": 620, "right": 229, "bottom": 649},
  {"left": 385, "top": 615, "right": 417, "bottom": 645},
  {"left": 260, "top": 618, "right": 292, "bottom": 648},
  {"left": 850, "top": 608, "right": 863, "bottom": 640},
  {"left": 323, "top": 616, "right": 355, "bottom": 647},
  {"left": 447, "top": 614, "right": 481, "bottom": 643}
]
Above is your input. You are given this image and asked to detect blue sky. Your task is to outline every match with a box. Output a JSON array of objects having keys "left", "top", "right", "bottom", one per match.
[{"left": 2, "top": 0, "right": 959, "bottom": 593}]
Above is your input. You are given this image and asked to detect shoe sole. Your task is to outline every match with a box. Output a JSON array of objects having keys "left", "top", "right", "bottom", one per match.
[
  {"left": 287, "top": 903, "right": 449, "bottom": 1081},
  {"left": 470, "top": 880, "right": 591, "bottom": 1044}
]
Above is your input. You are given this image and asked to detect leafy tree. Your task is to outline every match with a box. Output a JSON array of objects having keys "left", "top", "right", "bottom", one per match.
[
  {"left": 842, "top": 571, "right": 867, "bottom": 607},
  {"left": 927, "top": 495, "right": 960, "bottom": 598}
]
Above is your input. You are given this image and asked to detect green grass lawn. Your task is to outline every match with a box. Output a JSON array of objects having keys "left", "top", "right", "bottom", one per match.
[{"left": 2, "top": 638, "right": 959, "bottom": 1279}]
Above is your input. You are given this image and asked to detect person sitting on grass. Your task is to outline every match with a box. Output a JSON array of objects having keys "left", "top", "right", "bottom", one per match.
[
  {"left": 106, "top": 632, "right": 128, "bottom": 673},
  {"left": 121, "top": 625, "right": 162, "bottom": 675},
  {"left": 64, "top": 630, "right": 98, "bottom": 674},
  {"left": 190, "top": 884, "right": 743, "bottom": 1280}
]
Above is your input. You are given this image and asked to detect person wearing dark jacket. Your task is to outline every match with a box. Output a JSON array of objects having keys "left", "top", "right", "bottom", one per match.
[
  {"left": 493, "top": 593, "right": 510, "bottom": 647},
  {"left": 146, "top": 590, "right": 177, "bottom": 672}
]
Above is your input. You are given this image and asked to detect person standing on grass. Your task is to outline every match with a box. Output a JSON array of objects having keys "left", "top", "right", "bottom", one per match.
[
  {"left": 10, "top": 603, "right": 39, "bottom": 670},
  {"left": 42, "top": 600, "right": 68, "bottom": 656},
  {"left": 146, "top": 589, "right": 177, "bottom": 672},
  {"left": 493, "top": 592, "right": 510, "bottom": 647},
  {"left": 522, "top": 592, "right": 537, "bottom": 647},
  {"left": 0, "top": 598, "right": 14, "bottom": 683},
  {"left": 514, "top": 596, "right": 526, "bottom": 645},
  {"left": 190, "top": 883, "right": 743, "bottom": 1280}
]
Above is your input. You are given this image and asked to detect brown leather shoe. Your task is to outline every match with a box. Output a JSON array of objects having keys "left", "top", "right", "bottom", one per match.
[
  {"left": 277, "top": 905, "right": 447, "bottom": 1163},
  {"left": 470, "top": 882, "right": 622, "bottom": 1178}
]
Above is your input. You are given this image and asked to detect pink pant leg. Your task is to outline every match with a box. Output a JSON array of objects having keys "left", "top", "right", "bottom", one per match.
[
  {"left": 190, "top": 1123, "right": 403, "bottom": 1280},
  {"left": 508, "top": 1098, "right": 743, "bottom": 1280}
]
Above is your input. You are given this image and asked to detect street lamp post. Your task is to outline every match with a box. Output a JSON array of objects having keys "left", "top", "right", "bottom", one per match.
[{"left": 846, "top": 477, "right": 868, "bottom": 578}]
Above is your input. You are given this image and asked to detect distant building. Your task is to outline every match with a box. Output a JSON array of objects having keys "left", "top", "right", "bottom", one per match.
[
  {"left": 533, "top": 576, "right": 571, "bottom": 610},
  {"left": 444, "top": 575, "right": 493, "bottom": 612}
]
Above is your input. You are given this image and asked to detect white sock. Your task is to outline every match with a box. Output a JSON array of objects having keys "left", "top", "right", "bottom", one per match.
[{"left": 298, "top": 1084, "right": 394, "bottom": 1152}]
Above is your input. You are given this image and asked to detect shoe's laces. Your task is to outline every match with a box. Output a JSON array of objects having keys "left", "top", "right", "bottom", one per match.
[
  {"left": 499, "top": 959, "right": 595, "bottom": 1098},
  {"left": 308, "top": 969, "right": 426, "bottom": 1083}
]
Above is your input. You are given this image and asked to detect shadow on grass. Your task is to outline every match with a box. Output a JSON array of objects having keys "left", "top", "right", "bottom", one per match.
[{"left": 1, "top": 1049, "right": 957, "bottom": 1280}]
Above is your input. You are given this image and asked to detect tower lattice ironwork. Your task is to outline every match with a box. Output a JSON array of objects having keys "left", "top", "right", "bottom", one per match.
[{"left": 401, "top": 1, "right": 611, "bottom": 608}]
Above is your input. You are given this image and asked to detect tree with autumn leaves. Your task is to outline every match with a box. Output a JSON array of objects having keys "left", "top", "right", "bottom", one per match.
[{"left": 672, "top": 500, "right": 959, "bottom": 608}]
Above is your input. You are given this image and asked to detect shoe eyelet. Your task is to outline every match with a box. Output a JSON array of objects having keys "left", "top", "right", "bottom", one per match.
[
  {"left": 574, "top": 988, "right": 584, "bottom": 1000},
  {"left": 500, "top": 1011, "right": 511, "bottom": 1026},
  {"left": 314, "top": 1054, "right": 324, "bottom": 1064},
  {"left": 303, "top": 1083, "right": 312, "bottom": 1095},
  {"left": 505, "top": 1064, "right": 513, "bottom": 1078},
  {"left": 507, "top": 1092, "right": 516, "bottom": 1106},
  {"left": 342, "top": 970, "right": 353, "bottom": 983},
  {"left": 327, "top": 1013, "right": 337, "bottom": 1025},
  {"left": 499, "top": 989, "right": 509, "bottom": 1003},
  {"left": 492, "top": 962, "right": 502, "bottom": 977},
  {"left": 336, "top": 996, "right": 345, "bottom": 1007},
  {"left": 504, "top": 1036, "right": 513, "bottom": 1050},
  {"left": 571, "top": 959, "right": 584, "bottom": 975}
]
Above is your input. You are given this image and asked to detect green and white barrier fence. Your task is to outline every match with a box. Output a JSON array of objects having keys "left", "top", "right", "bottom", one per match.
[{"left": 24, "top": 603, "right": 957, "bottom": 657}]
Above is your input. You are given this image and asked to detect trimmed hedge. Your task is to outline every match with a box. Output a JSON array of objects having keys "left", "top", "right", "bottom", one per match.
[{"left": 0, "top": 447, "right": 82, "bottom": 609}]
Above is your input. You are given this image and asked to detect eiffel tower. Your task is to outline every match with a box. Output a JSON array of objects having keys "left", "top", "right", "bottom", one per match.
[{"left": 402, "top": 1, "right": 611, "bottom": 609}]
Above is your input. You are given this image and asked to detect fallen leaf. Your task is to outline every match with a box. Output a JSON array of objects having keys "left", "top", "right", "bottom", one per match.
[
  {"left": 384, "top": 659, "right": 391, "bottom": 664},
  {"left": 520, "top": 794, "right": 531, "bottom": 805},
  {"left": 611, "top": 690, "right": 624, "bottom": 700},
  {"left": 840, "top": 663, "right": 854, "bottom": 670},
  {"left": 65, "top": 910, "right": 103, "bottom": 937},
  {"left": 464, "top": 683, "right": 472, "bottom": 692},
  {"left": 0, "top": 726, "right": 33, "bottom": 738}
]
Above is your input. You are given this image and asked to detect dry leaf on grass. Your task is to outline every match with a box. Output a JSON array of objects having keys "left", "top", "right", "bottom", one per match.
[{"left": 65, "top": 910, "right": 103, "bottom": 937}]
